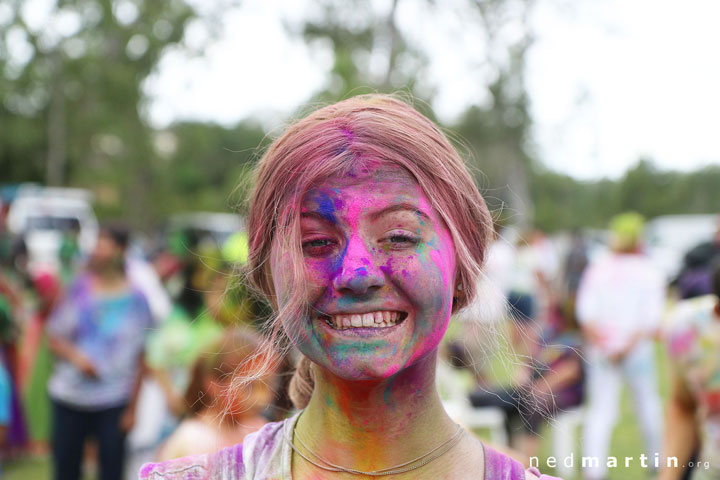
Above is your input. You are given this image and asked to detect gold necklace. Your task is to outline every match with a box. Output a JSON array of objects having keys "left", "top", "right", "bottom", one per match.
[{"left": 283, "top": 413, "right": 465, "bottom": 476}]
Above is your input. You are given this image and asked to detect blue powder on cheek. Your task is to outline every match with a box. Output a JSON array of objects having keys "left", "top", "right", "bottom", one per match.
[{"left": 327, "top": 231, "right": 349, "bottom": 275}]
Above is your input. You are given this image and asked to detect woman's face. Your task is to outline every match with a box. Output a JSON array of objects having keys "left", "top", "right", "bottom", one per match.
[
  {"left": 270, "top": 164, "right": 457, "bottom": 380},
  {"left": 88, "top": 233, "right": 124, "bottom": 272}
]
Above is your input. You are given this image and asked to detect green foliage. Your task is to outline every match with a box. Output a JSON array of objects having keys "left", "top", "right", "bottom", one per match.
[
  {"left": 2, "top": 0, "right": 718, "bottom": 234},
  {"left": 530, "top": 160, "right": 720, "bottom": 232},
  {"left": 1, "top": 0, "right": 201, "bottom": 228},
  {"left": 296, "top": 0, "right": 427, "bottom": 102},
  {"left": 152, "top": 121, "right": 268, "bottom": 216}
]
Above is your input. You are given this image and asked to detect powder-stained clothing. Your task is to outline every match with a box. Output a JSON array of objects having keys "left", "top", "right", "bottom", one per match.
[
  {"left": 576, "top": 253, "right": 665, "bottom": 355},
  {"left": 139, "top": 412, "right": 562, "bottom": 479},
  {"left": 575, "top": 253, "right": 665, "bottom": 479},
  {"left": 666, "top": 295, "right": 720, "bottom": 480},
  {"left": 47, "top": 274, "right": 153, "bottom": 409}
]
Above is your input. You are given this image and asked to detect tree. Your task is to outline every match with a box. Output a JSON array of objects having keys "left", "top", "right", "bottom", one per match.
[
  {"left": 0, "top": 0, "right": 233, "bottom": 228},
  {"left": 288, "top": 0, "right": 537, "bottom": 225},
  {"left": 287, "top": 0, "right": 431, "bottom": 109},
  {"left": 451, "top": 0, "right": 537, "bottom": 226},
  {"left": 152, "top": 120, "right": 268, "bottom": 217}
]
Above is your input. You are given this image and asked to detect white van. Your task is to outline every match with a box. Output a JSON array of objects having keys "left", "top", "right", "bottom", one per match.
[
  {"left": 646, "top": 214, "right": 719, "bottom": 279},
  {"left": 6, "top": 186, "right": 98, "bottom": 273}
]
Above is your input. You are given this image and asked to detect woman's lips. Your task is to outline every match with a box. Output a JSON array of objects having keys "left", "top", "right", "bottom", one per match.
[{"left": 319, "top": 310, "right": 408, "bottom": 329}]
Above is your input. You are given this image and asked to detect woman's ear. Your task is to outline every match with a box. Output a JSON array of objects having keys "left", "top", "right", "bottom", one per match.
[{"left": 452, "top": 281, "right": 465, "bottom": 312}]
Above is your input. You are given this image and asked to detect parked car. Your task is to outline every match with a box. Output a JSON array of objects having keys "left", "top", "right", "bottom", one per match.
[
  {"left": 6, "top": 186, "right": 98, "bottom": 273},
  {"left": 645, "top": 214, "right": 718, "bottom": 279},
  {"left": 165, "top": 211, "right": 245, "bottom": 252}
]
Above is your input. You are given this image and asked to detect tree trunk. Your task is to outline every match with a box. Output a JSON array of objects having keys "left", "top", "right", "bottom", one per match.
[{"left": 46, "top": 56, "right": 66, "bottom": 186}]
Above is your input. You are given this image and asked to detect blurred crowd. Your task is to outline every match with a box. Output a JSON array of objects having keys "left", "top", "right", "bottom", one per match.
[
  {"left": 441, "top": 213, "right": 720, "bottom": 480},
  {"left": 0, "top": 203, "right": 290, "bottom": 480},
  {"left": 0, "top": 198, "right": 719, "bottom": 480}
]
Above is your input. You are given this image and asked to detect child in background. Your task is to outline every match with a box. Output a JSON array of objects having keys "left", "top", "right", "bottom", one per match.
[
  {"left": 156, "top": 328, "right": 276, "bottom": 461},
  {"left": 0, "top": 357, "right": 10, "bottom": 474}
]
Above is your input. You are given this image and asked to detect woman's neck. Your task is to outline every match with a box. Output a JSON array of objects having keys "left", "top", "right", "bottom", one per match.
[{"left": 294, "top": 351, "right": 458, "bottom": 474}]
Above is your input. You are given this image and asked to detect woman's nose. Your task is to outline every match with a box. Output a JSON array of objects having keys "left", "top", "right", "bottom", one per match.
[{"left": 332, "top": 236, "right": 385, "bottom": 295}]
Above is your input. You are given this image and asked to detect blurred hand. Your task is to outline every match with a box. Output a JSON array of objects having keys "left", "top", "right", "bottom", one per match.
[
  {"left": 581, "top": 325, "right": 603, "bottom": 347},
  {"left": 167, "top": 392, "right": 186, "bottom": 417},
  {"left": 119, "top": 407, "right": 136, "bottom": 433},
  {"left": 608, "top": 350, "right": 627, "bottom": 365},
  {"left": 73, "top": 353, "right": 99, "bottom": 379}
]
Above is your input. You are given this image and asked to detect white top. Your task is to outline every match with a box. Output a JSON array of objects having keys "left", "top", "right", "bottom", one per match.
[
  {"left": 576, "top": 253, "right": 666, "bottom": 355},
  {"left": 507, "top": 240, "right": 558, "bottom": 295}
]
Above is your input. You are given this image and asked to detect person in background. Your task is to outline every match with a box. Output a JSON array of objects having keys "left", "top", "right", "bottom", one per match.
[
  {"left": 0, "top": 356, "right": 11, "bottom": 475},
  {"left": 660, "top": 261, "right": 720, "bottom": 480},
  {"left": 47, "top": 224, "right": 152, "bottom": 480},
  {"left": 21, "top": 272, "right": 62, "bottom": 454},
  {"left": 674, "top": 217, "right": 720, "bottom": 299},
  {"left": 561, "top": 230, "right": 588, "bottom": 324},
  {"left": 58, "top": 219, "right": 82, "bottom": 285},
  {"left": 156, "top": 328, "right": 276, "bottom": 461},
  {"left": 469, "top": 307, "right": 584, "bottom": 458},
  {"left": 0, "top": 264, "right": 28, "bottom": 455},
  {"left": 506, "top": 229, "right": 559, "bottom": 357},
  {"left": 576, "top": 212, "right": 665, "bottom": 480}
]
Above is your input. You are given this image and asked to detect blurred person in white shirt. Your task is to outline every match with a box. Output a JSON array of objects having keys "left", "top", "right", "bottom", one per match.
[{"left": 576, "top": 212, "right": 666, "bottom": 480}]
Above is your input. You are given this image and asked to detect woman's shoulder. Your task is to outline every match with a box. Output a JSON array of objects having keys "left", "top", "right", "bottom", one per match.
[
  {"left": 483, "top": 444, "right": 563, "bottom": 480},
  {"left": 525, "top": 466, "right": 563, "bottom": 479},
  {"left": 155, "top": 419, "right": 218, "bottom": 462},
  {"left": 139, "top": 416, "right": 293, "bottom": 479},
  {"left": 140, "top": 441, "right": 251, "bottom": 480},
  {"left": 139, "top": 450, "right": 214, "bottom": 480}
]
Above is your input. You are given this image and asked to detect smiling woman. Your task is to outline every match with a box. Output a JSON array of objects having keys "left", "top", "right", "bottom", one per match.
[{"left": 139, "top": 95, "right": 562, "bottom": 479}]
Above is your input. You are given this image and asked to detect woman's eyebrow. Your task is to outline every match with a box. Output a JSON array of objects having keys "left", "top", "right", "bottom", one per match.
[
  {"left": 300, "top": 211, "right": 335, "bottom": 223},
  {"left": 369, "top": 203, "right": 431, "bottom": 222}
]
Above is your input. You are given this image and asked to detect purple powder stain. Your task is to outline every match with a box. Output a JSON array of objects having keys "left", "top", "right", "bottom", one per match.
[{"left": 311, "top": 191, "right": 338, "bottom": 224}]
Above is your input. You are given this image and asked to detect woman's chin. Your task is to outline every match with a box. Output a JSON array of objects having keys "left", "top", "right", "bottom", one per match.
[{"left": 329, "top": 361, "right": 404, "bottom": 382}]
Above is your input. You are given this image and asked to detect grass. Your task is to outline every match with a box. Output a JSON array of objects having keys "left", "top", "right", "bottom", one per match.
[{"left": 3, "top": 457, "right": 50, "bottom": 480}]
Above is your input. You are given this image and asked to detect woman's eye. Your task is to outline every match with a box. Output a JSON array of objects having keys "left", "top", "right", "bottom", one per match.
[
  {"left": 382, "top": 232, "right": 420, "bottom": 249},
  {"left": 302, "top": 238, "right": 337, "bottom": 256}
]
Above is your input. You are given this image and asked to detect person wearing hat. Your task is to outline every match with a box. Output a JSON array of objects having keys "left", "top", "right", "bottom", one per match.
[{"left": 575, "top": 212, "right": 666, "bottom": 480}]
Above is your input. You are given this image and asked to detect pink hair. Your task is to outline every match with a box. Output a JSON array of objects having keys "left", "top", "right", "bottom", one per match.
[{"left": 242, "top": 94, "right": 492, "bottom": 408}]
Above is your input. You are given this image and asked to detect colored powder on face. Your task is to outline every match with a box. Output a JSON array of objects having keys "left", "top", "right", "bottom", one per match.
[
  {"left": 327, "top": 340, "right": 388, "bottom": 359},
  {"left": 312, "top": 191, "right": 338, "bottom": 224}
]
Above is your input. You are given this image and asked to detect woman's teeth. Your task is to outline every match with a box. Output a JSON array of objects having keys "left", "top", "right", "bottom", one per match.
[{"left": 325, "top": 311, "right": 402, "bottom": 329}]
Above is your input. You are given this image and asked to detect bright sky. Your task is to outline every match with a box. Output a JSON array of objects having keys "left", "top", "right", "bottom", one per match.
[
  {"left": 21, "top": 0, "right": 718, "bottom": 180},
  {"left": 526, "top": 0, "right": 720, "bottom": 179}
]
